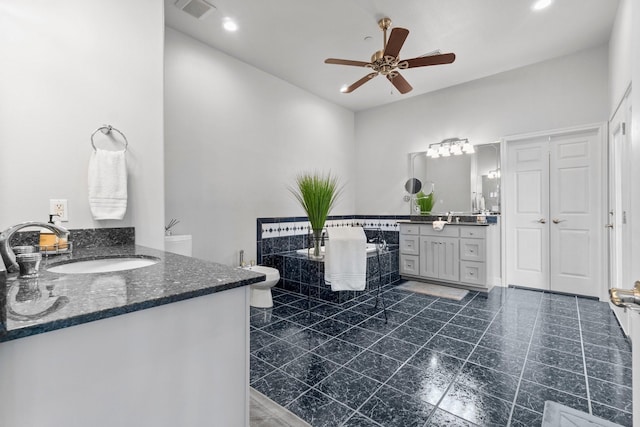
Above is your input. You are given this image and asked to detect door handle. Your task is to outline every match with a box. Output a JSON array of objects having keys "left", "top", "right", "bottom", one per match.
[
  {"left": 552, "top": 219, "right": 565, "bottom": 224},
  {"left": 605, "top": 224, "right": 614, "bottom": 229},
  {"left": 537, "top": 218, "right": 546, "bottom": 224}
]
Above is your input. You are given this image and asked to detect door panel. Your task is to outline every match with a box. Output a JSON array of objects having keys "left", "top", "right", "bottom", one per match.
[
  {"left": 608, "top": 96, "right": 632, "bottom": 292},
  {"left": 506, "top": 138, "right": 549, "bottom": 289},
  {"left": 550, "top": 130, "right": 602, "bottom": 297},
  {"left": 419, "top": 237, "right": 438, "bottom": 279},
  {"left": 439, "top": 238, "right": 459, "bottom": 282},
  {"left": 557, "top": 229, "right": 590, "bottom": 277},
  {"left": 515, "top": 228, "right": 544, "bottom": 273},
  {"left": 506, "top": 126, "right": 604, "bottom": 298}
]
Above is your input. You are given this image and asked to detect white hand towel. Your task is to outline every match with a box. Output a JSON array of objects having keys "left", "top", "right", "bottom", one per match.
[
  {"left": 325, "top": 227, "right": 367, "bottom": 291},
  {"left": 432, "top": 220, "right": 447, "bottom": 231},
  {"left": 88, "top": 149, "right": 127, "bottom": 220}
]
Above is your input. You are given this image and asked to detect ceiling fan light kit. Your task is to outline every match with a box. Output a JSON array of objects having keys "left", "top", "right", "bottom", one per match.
[{"left": 325, "top": 17, "right": 456, "bottom": 94}]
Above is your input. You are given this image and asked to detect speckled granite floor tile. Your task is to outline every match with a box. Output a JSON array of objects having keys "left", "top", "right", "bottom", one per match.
[
  {"left": 249, "top": 284, "right": 632, "bottom": 427},
  {"left": 439, "top": 382, "right": 512, "bottom": 426},
  {"left": 316, "top": 367, "right": 382, "bottom": 411},
  {"left": 359, "top": 385, "right": 435, "bottom": 427},
  {"left": 286, "top": 388, "right": 353, "bottom": 427},
  {"left": 340, "top": 413, "right": 383, "bottom": 427}
]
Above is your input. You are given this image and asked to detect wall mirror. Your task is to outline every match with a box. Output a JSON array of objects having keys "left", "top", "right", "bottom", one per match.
[{"left": 408, "top": 142, "right": 500, "bottom": 214}]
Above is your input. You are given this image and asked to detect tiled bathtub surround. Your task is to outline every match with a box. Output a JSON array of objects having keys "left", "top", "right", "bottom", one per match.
[
  {"left": 257, "top": 216, "right": 404, "bottom": 302},
  {"left": 276, "top": 248, "right": 400, "bottom": 304},
  {"left": 250, "top": 285, "right": 633, "bottom": 427},
  {"left": 257, "top": 215, "right": 404, "bottom": 265}
]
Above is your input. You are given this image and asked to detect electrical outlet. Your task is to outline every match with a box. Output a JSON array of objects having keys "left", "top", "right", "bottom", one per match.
[{"left": 49, "top": 199, "right": 68, "bottom": 222}]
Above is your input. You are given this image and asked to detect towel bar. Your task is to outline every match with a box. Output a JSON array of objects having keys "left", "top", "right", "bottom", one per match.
[{"left": 91, "top": 125, "right": 128, "bottom": 152}]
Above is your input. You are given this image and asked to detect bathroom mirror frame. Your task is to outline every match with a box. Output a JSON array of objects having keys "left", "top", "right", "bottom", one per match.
[{"left": 408, "top": 142, "right": 501, "bottom": 215}]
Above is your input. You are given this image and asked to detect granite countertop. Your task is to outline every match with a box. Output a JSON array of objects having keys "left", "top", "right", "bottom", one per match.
[
  {"left": 397, "top": 219, "right": 491, "bottom": 226},
  {"left": 0, "top": 245, "right": 264, "bottom": 342}
]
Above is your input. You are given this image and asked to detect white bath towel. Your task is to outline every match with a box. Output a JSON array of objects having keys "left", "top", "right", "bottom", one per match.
[
  {"left": 88, "top": 148, "right": 127, "bottom": 220},
  {"left": 432, "top": 220, "right": 447, "bottom": 231},
  {"left": 325, "top": 227, "right": 367, "bottom": 291}
]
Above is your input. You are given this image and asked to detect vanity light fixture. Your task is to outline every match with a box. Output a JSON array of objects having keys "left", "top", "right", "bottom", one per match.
[
  {"left": 438, "top": 145, "right": 451, "bottom": 157},
  {"left": 427, "top": 138, "right": 474, "bottom": 159},
  {"left": 462, "top": 140, "right": 475, "bottom": 154}
]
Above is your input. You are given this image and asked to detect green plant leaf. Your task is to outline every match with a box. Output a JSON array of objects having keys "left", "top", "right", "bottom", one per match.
[
  {"left": 416, "top": 190, "right": 435, "bottom": 214},
  {"left": 288, "top": 171, "right": 343, "bottom": 230}
]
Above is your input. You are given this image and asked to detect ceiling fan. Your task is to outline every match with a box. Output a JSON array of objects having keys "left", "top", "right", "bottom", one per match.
[{"left": 325, "top": 17, "right": 456, "bottom": 94}]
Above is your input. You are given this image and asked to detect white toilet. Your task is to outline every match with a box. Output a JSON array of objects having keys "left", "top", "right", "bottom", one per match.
[{"left": 245, "top": 265, "right": 280, "bottom": 308}]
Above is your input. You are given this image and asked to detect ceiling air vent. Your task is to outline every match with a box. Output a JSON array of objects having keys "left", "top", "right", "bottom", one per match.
[{"left": 175, "top": 0, "right": 216, "bottom": 20}]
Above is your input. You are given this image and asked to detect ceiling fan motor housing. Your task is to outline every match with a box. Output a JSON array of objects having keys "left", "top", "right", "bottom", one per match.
[{"left": 369, "top": 51, "right": 399, "bottom": 77}]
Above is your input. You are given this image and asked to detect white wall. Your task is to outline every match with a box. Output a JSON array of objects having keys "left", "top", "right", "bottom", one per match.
[
  {"left": 630, "top": 0, "right": 640, "bottom": 284},
  {"left": 164, "top": 28, "right": 355, "bottom": 265},
  {"left": 608, "top": 0, "right": 632, "bottom": 113},
  {"left": 354, "top": 45, "right": 609, "bottom": 215},
  {"left": 0, "top": 0, "right": 165, "bottom": 249}
]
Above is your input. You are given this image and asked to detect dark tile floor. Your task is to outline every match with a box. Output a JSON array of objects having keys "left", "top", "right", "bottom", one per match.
[{"left": 250, "top": 283, "right": 633, "bottom": 427}]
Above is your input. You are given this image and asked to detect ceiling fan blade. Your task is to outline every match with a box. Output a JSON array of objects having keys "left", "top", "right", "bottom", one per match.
[
  {"left": 383, "top": 27, "right": 409, "bottom": 59},
  {"left": 387, "top": 73, "right": 412, "bottom": 94},
  {"left": 401, "top": 53, "right": 456, "bottom": 69},
  {"left": 343, "top": 73, "right": 378, "bottom": 93},
  {"left": 325, "top": 58, "right": 370, "bottom": 67}
]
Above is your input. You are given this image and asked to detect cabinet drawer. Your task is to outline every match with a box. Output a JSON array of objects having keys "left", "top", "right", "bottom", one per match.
[
  {"left": 400, "top": 235, "right": 420, "bottom": 255},
  {"left": 400, "top": 224, "right": 420, "bottom": 235},
  {"left": 460, "top": 261, "right": 486, "bottom": 286},
  {"left": 400, "top": 255, "right": 420, "bottom": 276},
  {"left": 460, "top": 227, "right": 487, "bottom": 238},
  {"left": 420, "top": 225, "right": 460, "bottom": 237},
  {"left": 460, "top": 238, "right": 486, "bottom": 262}
]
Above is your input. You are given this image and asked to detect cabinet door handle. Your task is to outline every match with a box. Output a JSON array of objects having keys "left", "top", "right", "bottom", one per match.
[
  {"left": 538, "top": 218, "right": 546, "bottom": 224},
  {"left": 605, "top": 224, "right": 614, "bottom": 229},
  {"left": 552, "top": 219, "right": 565, "bottom": 224}
]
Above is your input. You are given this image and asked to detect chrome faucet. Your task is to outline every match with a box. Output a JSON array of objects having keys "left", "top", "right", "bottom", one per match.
[{"left": 0, "top": 221, "right": 68, "bottom": 273}]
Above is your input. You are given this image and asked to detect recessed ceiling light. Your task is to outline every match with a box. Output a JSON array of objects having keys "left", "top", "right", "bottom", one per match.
[
  {"left": 532, "top": 0, "right": 552, "bottom": 11},
  {"left": 223, "top": 17, "right": 238, "bottom": 32}
]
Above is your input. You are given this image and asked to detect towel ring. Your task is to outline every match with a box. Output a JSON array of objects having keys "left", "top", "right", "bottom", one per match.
[{"left": 91, "top": 125, "right": 128, "bottom": 152}]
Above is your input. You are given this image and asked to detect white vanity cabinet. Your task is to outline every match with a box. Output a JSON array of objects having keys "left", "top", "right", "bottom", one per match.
[
  {"left": 459, "top": 227, "right": 487, "bottom": 286},
  {"left": 399, "top": 224, "right": 420, "bottom": 276},
  {"left": 400, "top": 222, "right": 500, "bottom": 290},
  {"left": 419, "top": 227, "right": 460, "bottom": 282}
]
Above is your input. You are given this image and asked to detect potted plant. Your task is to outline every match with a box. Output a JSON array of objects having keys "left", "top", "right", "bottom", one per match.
[
  {"left": 289, "top": 171, "right": 343, "bottom": 259},
  {"left": 416, "top": 190, "right": 436, "bottom": 215}
]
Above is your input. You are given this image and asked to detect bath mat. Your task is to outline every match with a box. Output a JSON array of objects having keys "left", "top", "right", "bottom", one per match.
[
  {"left": 542, "top": 401, "right": 623, "bottom": 426},
  {"left": 396, "top": 281, "right": 468, "bottom": 301}
]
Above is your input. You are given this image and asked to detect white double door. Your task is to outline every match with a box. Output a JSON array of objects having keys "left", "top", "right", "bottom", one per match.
[{"left": 505, "top": 126, "right": 605, "bottom": 298}]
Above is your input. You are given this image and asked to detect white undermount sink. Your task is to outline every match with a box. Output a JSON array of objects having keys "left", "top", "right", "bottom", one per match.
[{"left": 47, "top": 256, "right": 159, "bottom": 274}]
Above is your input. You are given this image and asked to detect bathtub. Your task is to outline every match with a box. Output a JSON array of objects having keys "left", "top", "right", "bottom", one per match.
[{"left": 295, "top": 243, "right": 379, "bottom": 256}]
